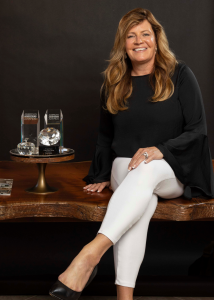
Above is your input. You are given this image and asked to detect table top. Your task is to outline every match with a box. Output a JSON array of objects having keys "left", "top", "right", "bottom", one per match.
[
  {"left": 0, "top": 161, "right": 214, "bottom": 222},
  {"left": 10, "top": 148, "right": 75, "bottom": 163}
]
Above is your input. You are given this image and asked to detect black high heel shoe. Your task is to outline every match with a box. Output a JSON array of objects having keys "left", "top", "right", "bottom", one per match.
[{"left": 49, "top": 264, "right": 98, "bottom": 300}]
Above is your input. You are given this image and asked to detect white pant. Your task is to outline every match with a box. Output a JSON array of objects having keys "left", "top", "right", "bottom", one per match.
[{"left": 96, "top": 157, "right": 184, "bottom": 288}]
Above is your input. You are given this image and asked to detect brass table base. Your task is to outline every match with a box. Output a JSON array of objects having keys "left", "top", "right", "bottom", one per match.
[{"left": 26, "top": 163, "right": 58, "bottom": 194}]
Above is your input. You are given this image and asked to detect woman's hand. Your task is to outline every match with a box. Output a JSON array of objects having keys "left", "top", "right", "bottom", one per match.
[
  {"left": 83, "top": 181, "right": 111, "bottom": 193},
  {"left": 128, "top": 147, "right": 163, "bottom": 171}
]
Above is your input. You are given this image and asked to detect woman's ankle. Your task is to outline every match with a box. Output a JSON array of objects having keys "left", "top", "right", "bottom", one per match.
[{"left": 82, "top": 244, "right": 101, "bottom": 266}]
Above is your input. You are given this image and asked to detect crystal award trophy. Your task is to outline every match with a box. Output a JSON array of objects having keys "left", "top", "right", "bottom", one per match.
[
  {"left": 38, "top": 127, "right": 61, "bottom": 155},
  {"left": 21, "top": 110, "right": 40, "bottom": 148},
  {"left": 17, "top": 138, "right": 35, "bottom": 155},
  {"left": 38, "top": 109, "right": 63, "bottom": 155},
  {"left": 44, "top": 109, "right": 63, "bottom": 146}
]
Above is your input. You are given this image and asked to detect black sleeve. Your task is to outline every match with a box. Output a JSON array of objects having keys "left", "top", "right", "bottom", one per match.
[
  {"left": 155, "top": 64, "right": 214, "bottom": 199},
  {"left": 82, "top": 89, "right": 114, "bottom": 184}
]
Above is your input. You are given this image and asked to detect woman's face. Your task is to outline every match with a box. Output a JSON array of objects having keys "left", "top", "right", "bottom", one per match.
[{"left": 125, "top": 20, "right": 157, "bottom": 64}]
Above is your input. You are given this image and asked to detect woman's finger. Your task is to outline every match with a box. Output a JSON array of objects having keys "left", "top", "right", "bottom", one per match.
[
  {"left": 128, "top": 153, "right": 148, "bottom": 170},
  {"left": 86, "top": 182, "right": 108, "bottom": 193},
  {"left": 86, "top": 183, "right": 100, "bottom": 192},
  {"left": 83, "top": 184, "right": 92, "bottom": 189},
  {"left": 143, "top": 155, "right": 155, "bottom": 164},
  {"left": 97, "top": 182, "right": 108, "bottom": 192},
  {"left": 128, "top": 149, "right": 148, "bottom": 169},
  {"left": 128, "top": 147, "right": 163, "bottom": 171},
  {"left": 133, "top": 153, "right": 155, "bottom": 167},
  {"left": 83, "top": 184, "right": 97, "bottom": 191}
]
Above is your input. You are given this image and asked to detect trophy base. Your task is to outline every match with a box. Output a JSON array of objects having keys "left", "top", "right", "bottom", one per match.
[{"left": 39, "top": 145, "right": 59, "bottom": 155}]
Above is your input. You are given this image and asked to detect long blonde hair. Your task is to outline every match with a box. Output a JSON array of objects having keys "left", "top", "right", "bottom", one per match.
[{"left": 101, "top": 8, "right": 181, "bottom": 114}]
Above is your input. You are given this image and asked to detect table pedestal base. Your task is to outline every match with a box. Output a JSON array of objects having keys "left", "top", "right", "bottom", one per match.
[{"left": 26, "top": 163, "right": 58, "bottom": 194}]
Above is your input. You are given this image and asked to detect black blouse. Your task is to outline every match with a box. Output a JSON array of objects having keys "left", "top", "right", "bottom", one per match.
[{"left": 82, "top": 62, "right": 214, "bottom": 200}]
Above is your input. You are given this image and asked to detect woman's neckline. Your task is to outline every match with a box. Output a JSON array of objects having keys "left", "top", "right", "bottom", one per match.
[{"left": 131, "top": 73, "right": 151, "bottom": 77}]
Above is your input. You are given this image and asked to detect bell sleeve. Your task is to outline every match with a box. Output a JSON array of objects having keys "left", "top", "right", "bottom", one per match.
[
  {"left": 155, "top": 64, "right": 214, "bottom": 200},
  {"left": 82, "top": 90, "right": 114, "bottom": 185}
]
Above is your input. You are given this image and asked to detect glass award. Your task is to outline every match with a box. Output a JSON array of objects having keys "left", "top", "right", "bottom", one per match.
[
  {"left": 44, "top": 109, "right": 63, "bottom": 146},
  {"left": 38, "top": 109, "right": 63, "bottom": 155},
  {"left": 17, "top": 138, "right": 35, "bottom": 155},
  {"left": 38, "top": 127, "right": 61, "bottom": 155},
  {"left": 21, "top": 110, "right": 40, "bottom": 148}
]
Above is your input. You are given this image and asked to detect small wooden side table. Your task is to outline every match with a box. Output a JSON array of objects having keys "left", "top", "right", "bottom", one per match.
[{"left": 10, "top": 148, "right": 75, "bottom": 195}]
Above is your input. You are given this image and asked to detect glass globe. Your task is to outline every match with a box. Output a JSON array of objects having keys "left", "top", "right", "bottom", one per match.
[{"left": 38, "top": 127, "right": 61, "bottom": 146}]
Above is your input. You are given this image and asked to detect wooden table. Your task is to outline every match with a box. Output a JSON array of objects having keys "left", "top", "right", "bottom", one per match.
[{"left": 0, "top": 161, "right": 214, "bottom": 222}]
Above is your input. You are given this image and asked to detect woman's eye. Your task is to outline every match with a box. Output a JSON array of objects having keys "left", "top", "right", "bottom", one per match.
[{"left": 127, "top": 34, "right": 149, "bottom": 38}]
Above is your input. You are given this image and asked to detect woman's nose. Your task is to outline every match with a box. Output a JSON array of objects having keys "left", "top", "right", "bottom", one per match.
[{"left": 135, "top": 35, "right": 143, "bottom": 44}]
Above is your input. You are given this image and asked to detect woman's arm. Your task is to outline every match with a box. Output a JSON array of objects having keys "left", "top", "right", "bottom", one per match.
[
  {"left": 155, "top": 64, "right": 214, "bottom": 199},
  {"left": 82, "top": 89, "right": 114, "bottom": 184}
]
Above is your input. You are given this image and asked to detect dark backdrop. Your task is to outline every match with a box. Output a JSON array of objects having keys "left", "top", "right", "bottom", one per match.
[
  {"left": 0, "top": 0, "right": 214, "bottom": 295},
  {"left": 1, "top": 0, "right": 214, "bottom": 161}
]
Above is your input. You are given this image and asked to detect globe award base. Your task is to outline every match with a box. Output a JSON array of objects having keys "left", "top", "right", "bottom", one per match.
[{"left": 25, "top": 163, "right": 58, "bottom": 194}]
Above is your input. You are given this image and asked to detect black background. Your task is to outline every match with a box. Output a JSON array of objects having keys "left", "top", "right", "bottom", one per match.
[
  {"left": 1, "top": 0, "right": 214, "bottom": 161},
  {"left": 0, "top": 0, "right": 214, "bottom": 292}
]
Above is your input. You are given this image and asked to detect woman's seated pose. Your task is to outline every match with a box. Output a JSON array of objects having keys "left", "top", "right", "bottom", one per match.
[{"left": 49, "top": 7, "right": 214, "bottom": 300}]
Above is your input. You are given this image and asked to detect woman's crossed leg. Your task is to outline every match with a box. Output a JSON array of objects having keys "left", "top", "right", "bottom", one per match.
[
  {"left": 57, "top": 157, "right": 184, "bottom": 299},
  {"left": 96, "top": 157, "right": 184, "bottom": 288}
]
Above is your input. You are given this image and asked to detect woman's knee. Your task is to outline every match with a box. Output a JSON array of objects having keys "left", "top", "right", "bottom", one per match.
[
  {"left": 131, "top": 159, "right": 175, "bottom": 186},
  {"left": 154, "top": 177, "right": 184, "bottom": 199},
  {"left": 131, "top": 159, "right": 159, "bottom": 185}
]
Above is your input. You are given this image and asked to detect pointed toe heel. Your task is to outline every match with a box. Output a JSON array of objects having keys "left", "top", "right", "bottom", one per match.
[{"left": 49, "top": 264, "right": 98, "bottom": 300}]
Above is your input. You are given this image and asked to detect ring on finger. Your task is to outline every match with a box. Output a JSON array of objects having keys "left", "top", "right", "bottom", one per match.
[{"left": 143, "top": 151, "right": 148, "bottom": 159}]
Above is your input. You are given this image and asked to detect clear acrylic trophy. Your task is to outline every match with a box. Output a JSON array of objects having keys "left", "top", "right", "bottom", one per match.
[
  {"left": 39, "top": 109, "right": 63, "bottom": 155},
  {"left": 21, "top": 110, "right": 40, "bottom": 148}
]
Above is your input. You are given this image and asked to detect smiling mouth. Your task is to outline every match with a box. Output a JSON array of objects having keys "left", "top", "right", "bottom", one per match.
[{"left": 133, "top": 48, "right": 147, "bottom": 52}]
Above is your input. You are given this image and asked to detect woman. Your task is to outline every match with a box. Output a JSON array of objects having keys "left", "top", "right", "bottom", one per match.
[{"left": 49, "top": 7, "right": 214, "bottom": 300}]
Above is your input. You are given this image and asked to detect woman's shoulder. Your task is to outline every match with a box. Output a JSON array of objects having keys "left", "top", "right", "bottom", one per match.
[
  {"left": 176, "top": 61, "right": 196, "bottom": 79},
  {"left": 175, "top": 61, "right": 198, "bottom": 86}
]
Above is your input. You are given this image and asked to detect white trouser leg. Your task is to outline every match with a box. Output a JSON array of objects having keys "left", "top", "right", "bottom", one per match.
[{"left": 96, "top": 157, "right": 184, "bottom": 288}]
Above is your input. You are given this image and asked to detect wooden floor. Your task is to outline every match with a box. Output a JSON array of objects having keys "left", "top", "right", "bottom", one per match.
[{"left": 0, "top": 296, "right": 213, "bottom": 300}]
